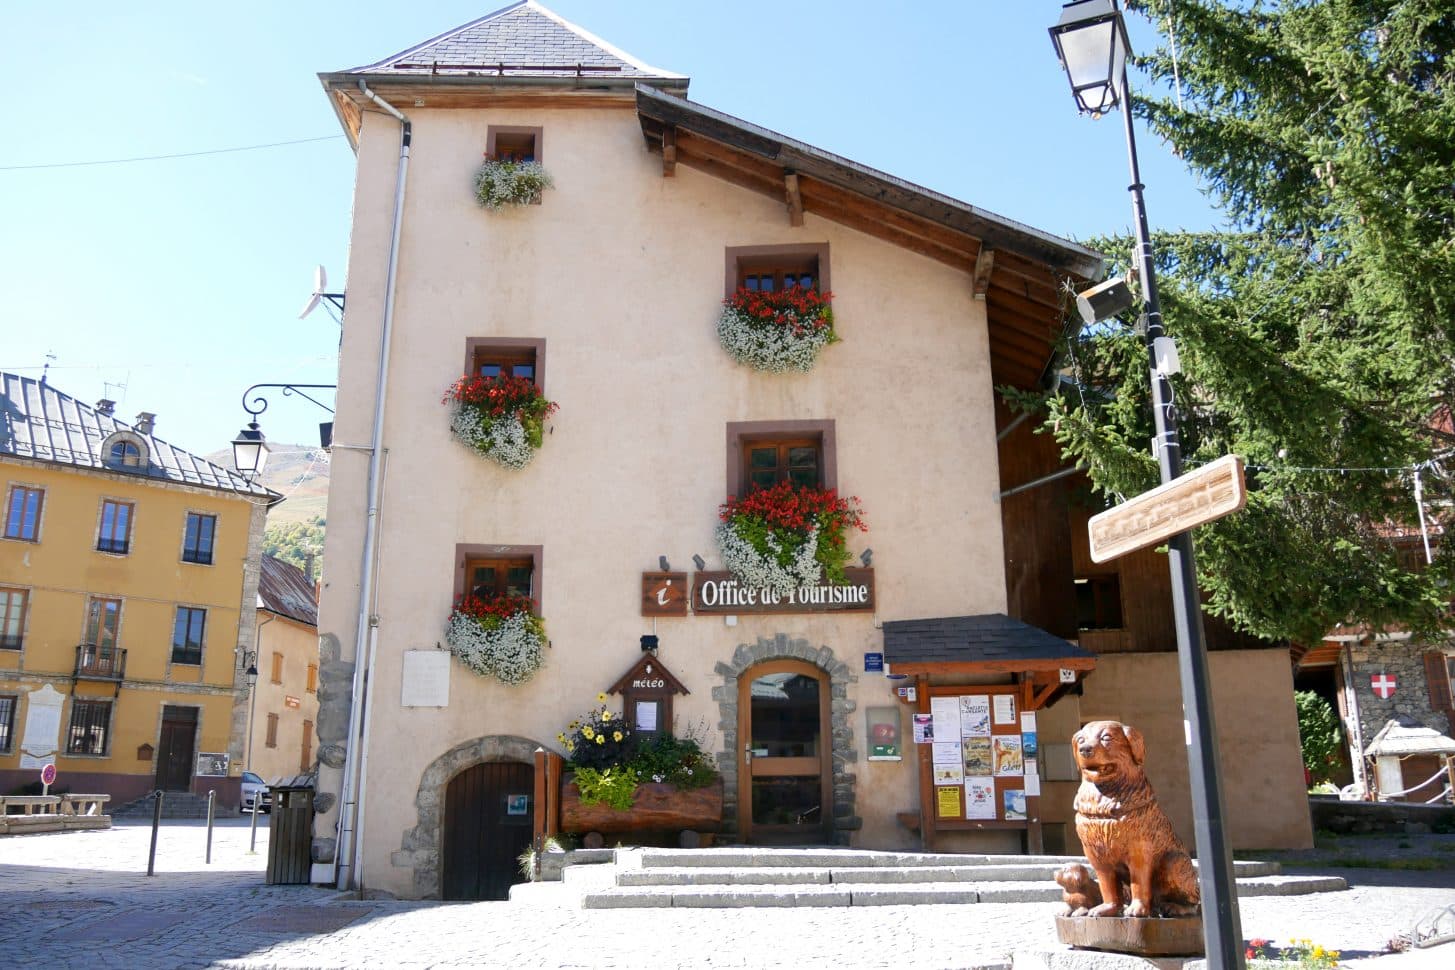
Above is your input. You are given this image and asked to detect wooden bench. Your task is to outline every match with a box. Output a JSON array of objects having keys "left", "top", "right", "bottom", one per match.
[{"left": 0, "top": 795, "right": 60, "bottom": 816}]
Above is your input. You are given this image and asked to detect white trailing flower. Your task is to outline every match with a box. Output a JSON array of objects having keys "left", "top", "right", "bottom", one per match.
[
  {"left": 450, "top": 406, "right": 537, "bottom": 469},
  {"left": 715, "top": 520, "right": 822, "bottom": 597},
  {"left": 473, "top": 160, "right": 553, "bottom": 210},
  {"left": 445, "top": 610, "right": 546, "bottom": 686},
  {"left": 717, "top": 305, "right": 835, "bottom": 373}
]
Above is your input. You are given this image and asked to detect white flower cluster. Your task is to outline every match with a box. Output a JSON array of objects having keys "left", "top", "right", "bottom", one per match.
[
  {"left": 444, "top": 611, "right": 546, "bottom": 686},
  {"left": 715, "top": 520, "right": 822, "bottom": 596},
  {"left": 473, "top": 160, "right": 553, "bottom": 210},
  {"left": 717, "top": 306, "right": 834, "bottom": 373},
  {"left": 450, "top": 406, "right": 537, "bottom": 469}
]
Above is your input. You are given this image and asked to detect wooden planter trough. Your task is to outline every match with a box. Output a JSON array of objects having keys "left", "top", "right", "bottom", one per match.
[{"left": 560, "top": 776, "right": 723, "bottom": 848}]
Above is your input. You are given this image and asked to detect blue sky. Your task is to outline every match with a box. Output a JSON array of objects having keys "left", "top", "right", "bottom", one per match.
[{"left": 1, "top": 1, "right": 1221, "bottom": 458}]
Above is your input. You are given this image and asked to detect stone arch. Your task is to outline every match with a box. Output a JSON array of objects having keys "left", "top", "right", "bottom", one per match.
[
  {"left": 712, "top": 634, "right": 859, "bottom": 844},
  {"left": 392, "top": 734, "right": 543, "bottom": 898}
]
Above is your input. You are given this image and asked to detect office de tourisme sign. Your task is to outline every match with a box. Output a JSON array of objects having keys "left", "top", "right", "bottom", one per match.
[{"left": 691, "top": 569, "right": 875, "bottom": 615}]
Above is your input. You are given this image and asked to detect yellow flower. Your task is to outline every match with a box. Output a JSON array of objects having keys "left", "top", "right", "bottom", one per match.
[
  {"left": 583, "top": 727, "right": 595, "bottom": 739},
  {"left": 613, "top": 731, "right": 623, "bottom": 742},
  {"left": 597, "top": 692, "right": 607, "bottom": 702},
  {"left": 564, "top": 741, "right": 574, "bottom": 752},
  {"left": 602, "top": 711, "right": 612, "bottom": 722},
  {"left": 596, "top": 735, "right": 605, "bottom": 744}
]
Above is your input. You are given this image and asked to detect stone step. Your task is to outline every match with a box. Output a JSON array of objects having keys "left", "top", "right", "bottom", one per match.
[
  {"left": 578, "top": 873, "right": 1347, "bottom": 909},
  {"left": 615, "top": 861, "right": 1282, "bottom": 887},
  {"left": 111, "top": 793, "right": 222, "bottom": 819},
  {"left": 633, "top": 848, "right": 1078, "bottom": 869}
]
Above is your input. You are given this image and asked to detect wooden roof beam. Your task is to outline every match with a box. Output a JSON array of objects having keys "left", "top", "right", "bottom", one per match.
[
  {"left": 784, "top": 170, "right": 804, "bottom": 227},
  {"left": 973, "top": 247, "right": 996, "bottom": 300},
  {"left": 661, "top": 125, "right": 677, "bottom": 177}
]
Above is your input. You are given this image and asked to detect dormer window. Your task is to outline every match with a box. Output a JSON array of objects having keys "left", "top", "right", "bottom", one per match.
[{"left": 101, "top": 432, "right": 148, "bottom": 471}]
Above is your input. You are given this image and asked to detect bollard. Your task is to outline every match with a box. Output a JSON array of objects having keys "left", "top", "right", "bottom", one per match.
[
  {"left": 205, "top": 789, "right": 216, "bottom": 864},
  {"left": 249, "top": 791, "right": 260, "bottom": 854},
  {"left": 147, "top": 790, "right": 164, "bottom": 876}
]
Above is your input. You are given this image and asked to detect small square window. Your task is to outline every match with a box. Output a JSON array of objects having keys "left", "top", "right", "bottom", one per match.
[
  {"left": 467, "top": 558, "right": 535, "bottom": 600},
  {"left": 1075, "top": 575, "right": 1124, "bottom": 630},
  {"left": 4, "top": 485, "right": 44, "bottom": 542},
  {"left": 726, "top": 420, "right": 837, "bottom": 500},
  {"left": 725, "top": 244, "right": 830, "bottom": 300},
  {"left": 465, "top": 339, "right": 545, "bottom": 388},
  {"left": 486, "top": 126, "right": 542, "bottom": 164}
]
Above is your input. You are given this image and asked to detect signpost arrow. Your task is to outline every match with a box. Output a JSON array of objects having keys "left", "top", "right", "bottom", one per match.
[{"left": 1088, "top": 455, "right": 1247, "bottom": 564}]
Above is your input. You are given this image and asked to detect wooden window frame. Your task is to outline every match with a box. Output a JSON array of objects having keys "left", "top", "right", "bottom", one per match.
[
  {"left": 83, "top": 597, "right": 123, "bottom": 653},
  {"left": 170, "top": 606, "right": 207, "bottom": 666},
  {"left": 96, "top": 499, "right": 135, "bottom": 555},
  {"left": 725, "top": 243, "right": 831, "bottom": 298},
  {"left": 4, "top": 484, "right": 45, "bottom": 542},
  {"left": 66, "top": 698, "right": 112, "bottom": 756},
  {"left": 265, "top": 712, "right": 279, "bottom": 749},
  {"left": 0, "top": 587, "right": 28, "bottom": 651},
  {"left": 1075, "top": 574, "right": 1124, "bottom": 631},
  {"left": 453, "top": 544, "right": 544, "bottom": 605},
  {"left": 181, "top": 512, "right": 217, "bottom": 565},
  {"left": 486, "top": 125, "right": 544, "bottom": 164},
  {"left": 725, "top": 420, "right": 837, "bottom": 500},
  {"left": 301, "top": 719, "right": 314, "bottom": 772},
  {"left": 463, "top": 338, "right": 546, "bottom": 387},
  {"left": 270, "top": 651, "right": 283, "bottom": 686},
  {"left": 0, "top": 693, "right": 16, "bottom": 753},
  {"left": 306, "top": 664, "right": 318, "bottom": 694}
]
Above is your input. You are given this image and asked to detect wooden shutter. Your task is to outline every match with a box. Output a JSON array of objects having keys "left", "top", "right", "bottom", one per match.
[{"left": 1423, "top": 651, "right": 1455, "bottom": 736}]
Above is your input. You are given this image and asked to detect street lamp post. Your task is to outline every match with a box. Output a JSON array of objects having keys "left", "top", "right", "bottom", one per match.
[
  {"left": 1050, "top": 3, "right": 1244, "bottom": 968},
  {"left": 243, "top": 653, "right": 259, "bottom": 771},
  {"left": 231, "top": 383, "right": 339, "bottom": 481}
]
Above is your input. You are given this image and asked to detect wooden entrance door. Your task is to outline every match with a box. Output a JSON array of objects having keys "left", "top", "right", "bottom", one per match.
[
  {"left": 155, "top": 706, "right": 198, "bottom": 792},
  {"left": 441, "top": 761, "right": 535, "bottom": 900},
  {"left": 737, "top": 660, "right": 832, "bottom": 844}
]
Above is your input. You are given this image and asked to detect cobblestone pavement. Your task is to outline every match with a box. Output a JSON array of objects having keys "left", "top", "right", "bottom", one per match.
[{"left": 1, "top": 821, "right": 1452, "bottom": 969}]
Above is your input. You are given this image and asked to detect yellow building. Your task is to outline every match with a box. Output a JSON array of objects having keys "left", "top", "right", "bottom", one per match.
[
  {"left": 0, "top": 373, "right": 279, "bottom": 809},
  {"left": 246, "top": 554, "right": 320, "bottom": 784}
]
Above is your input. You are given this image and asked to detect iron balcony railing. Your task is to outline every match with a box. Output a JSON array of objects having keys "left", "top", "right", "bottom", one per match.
[{"left": 74, "top": 643, "right": 127, "bottom": 680}]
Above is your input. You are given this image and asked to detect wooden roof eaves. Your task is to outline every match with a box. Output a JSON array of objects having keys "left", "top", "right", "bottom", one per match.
[{"left": 636, "top": 84, "right": 1105, "bottom": 281}]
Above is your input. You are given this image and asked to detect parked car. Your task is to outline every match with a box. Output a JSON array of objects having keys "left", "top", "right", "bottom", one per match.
[{"left": 240, "top": 771, "right": 272, "bottom": 814}]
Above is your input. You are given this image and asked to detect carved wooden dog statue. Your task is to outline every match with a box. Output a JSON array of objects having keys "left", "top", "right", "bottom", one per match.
[{"left": 1072, "top": 720, "right": 1200, "bottom": 918}]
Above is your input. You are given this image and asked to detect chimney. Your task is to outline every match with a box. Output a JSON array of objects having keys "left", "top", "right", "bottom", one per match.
[
  {"left": 304, "top": 553, "right": 316, "bottom": 585},
  {"left": 134, "top": 412, "right": 156, "bottom": 435},
  {"left": 95, "top": 399, "right": 115, "bottom": 416}
]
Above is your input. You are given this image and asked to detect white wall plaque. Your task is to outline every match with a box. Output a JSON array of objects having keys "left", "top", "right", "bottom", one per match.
[
  {"left": 401, "top": 650, "right": 450, "bottom": 708},
  {"left": 19, "top": 683, "right": 64, "bottom": 768}
]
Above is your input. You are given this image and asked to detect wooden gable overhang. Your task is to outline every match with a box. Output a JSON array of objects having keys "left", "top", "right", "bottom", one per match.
[{"left": 635, "top": 84, "right": 1105, "bottom": 391}]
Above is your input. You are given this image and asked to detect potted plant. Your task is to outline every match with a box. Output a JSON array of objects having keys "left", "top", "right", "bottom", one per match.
[
  {"left": 473, "top": 156, "right": 553, "bottom": 209},
  {"left": 444, "top": 592, "right": 546, "bottom": 685},
  {"left": 557, "top": 699, "right": 722, "bottom": 839},
  {"left": 716, "top": 480, "right": 867, "bottom": 596},
  {"left": 443, "top": 374, "right": 558, "bottom": 469},
  {"left": 717, "top": 284, "right": 838, "bottom": 372}
]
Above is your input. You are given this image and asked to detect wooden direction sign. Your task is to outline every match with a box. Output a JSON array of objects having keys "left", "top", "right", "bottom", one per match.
[{"left": 1088, "top": 455, "right": 1247, "bottom": 564}]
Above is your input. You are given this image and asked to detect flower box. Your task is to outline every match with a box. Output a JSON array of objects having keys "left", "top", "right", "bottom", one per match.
[
  {"left": 443, "top": 594, "right": 546, "bottom": 685},
  {"left": 473, "top": 158, "right": 552, "bottom": 209},
  {"left": 717, "top": 481, "right": 867, "bottom": 596},
  {"left": 717, "top": 285, "right": 837, "bottom": 372},
  {"left": 444, "top": 374, "right": 557, "bottom": 469},
  {"left": 560, "top": 775, "right": 723, "bottom": 835}
]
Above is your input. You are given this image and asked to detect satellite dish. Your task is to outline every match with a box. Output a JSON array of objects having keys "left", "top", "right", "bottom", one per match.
[{"left": 298, "top": 265, "right": 327, "bottom": 320}]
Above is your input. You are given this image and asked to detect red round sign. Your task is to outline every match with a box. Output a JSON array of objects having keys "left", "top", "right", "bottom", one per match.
[{"left": 40, "top": 763, "right": 57, "bottom": 786}]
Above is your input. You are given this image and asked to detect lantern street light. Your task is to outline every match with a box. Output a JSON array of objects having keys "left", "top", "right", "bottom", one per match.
[
  {"left": 243, "top": 652, "right": 260, "bottom": 771},
  {"left": 231, "top": 423, "right": 270, "bottom": 482},
  {"left": 1050, "top": 3, "right": 1245, "bottom": 968},
  {"left": 230, "top": 383, "right": 338, "bottom": 480}
]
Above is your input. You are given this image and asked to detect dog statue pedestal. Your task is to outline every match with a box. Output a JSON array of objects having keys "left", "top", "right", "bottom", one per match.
[{"left": 1055, "top": 915, "right": 1204, "bottom": 957}]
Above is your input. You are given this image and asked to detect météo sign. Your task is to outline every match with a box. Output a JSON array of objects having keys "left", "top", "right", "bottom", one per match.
[
  {"left": 1088, "top": 454, "right": 1247, "bottom": 564},
  {"left": 690, "top": 569, "right": 875, "bottom": 615}
]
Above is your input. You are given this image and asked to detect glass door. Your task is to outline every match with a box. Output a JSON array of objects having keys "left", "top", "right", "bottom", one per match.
[{"left": 737, "top": 659, "right": 831, "bottom": 843}]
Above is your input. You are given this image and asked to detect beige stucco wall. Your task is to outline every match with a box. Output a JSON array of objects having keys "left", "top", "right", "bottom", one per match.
[
  {"left": 1076, "top": 650, "right": 1314, "bottom": 851},
  {"left": 316, "top": 101, "right": 1009, "bottom": 896},
  {"left": 246, "top": 612, "right": 319, "bottom": 782}
]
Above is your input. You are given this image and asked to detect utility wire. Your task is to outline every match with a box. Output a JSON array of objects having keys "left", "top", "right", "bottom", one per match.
[{"left": 0, "top": 135, "right": 344, "bottom": 171}]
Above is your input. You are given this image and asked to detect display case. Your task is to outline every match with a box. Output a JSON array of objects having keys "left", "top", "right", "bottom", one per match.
[{"left": 865, "top": 705, "right": 902, "bottom": 760}]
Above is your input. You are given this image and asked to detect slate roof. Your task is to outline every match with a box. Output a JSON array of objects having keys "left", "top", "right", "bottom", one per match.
[
  {"left": 0, "top": 372, "right": 278, "bottom": 501},
  {"left": 344, "top": 1, "right": 685, "bottom": 81},
  {"left": 882, "top": 614, "right": 1096, "bottom": 665},
  {"left": 1364, "top": 716, "right": 1455, "bottom": 758},
  {"left": 258, "top": 554, "right": 319, "bottom": 627}
]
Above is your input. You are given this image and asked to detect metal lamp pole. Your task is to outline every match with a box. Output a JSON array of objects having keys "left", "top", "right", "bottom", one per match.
[{"left": 1051, "top": 3, "right": 1244, "bottom": 967}]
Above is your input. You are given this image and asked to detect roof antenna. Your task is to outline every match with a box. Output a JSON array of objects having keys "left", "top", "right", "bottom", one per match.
[{"left": 40, "top": 352, "right": 56, "bottom": 385}]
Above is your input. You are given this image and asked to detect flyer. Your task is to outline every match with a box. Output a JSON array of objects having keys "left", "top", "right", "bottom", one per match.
[
  {"left": 964, "top": 777, "right": 996, "bottom": 819},
  {"left": 1022, "top": 729, "right": 1038, "bottom": 759},
  {"left": 932, "top": 741, "right": 962, "bottom": 766},
  {"left": 958, "top": 695, "right": 991, "bottom": 737},
  {"left": 930, "top": 696, "right": 961, "bottom": 740},
  {"left": 992, "top": 735, "right": 1024, "bottom": 776},
  {"left": 912, "top": 713, "right": 933, "bottom": 744},
  {"left": 1003, "top": 788, "right": 1027, "bottom": 820},
  {"left": 933, "top": 762, "right": 965, "bottom": 785},
  {"left": 936, "top": 785, "right": 962, "bottom": 818},
  {"left": 961, "top": 736, "right": 993, "bottom": 776},
  {"left": 1020, "top": 711, "right": 1037, "bottom": 732},
  {"left": 992, "top": 693, "right": 1016, "bottom": 725},
  {"left": 1024, "top": 768, "right": 1041, "bottom": 797}
]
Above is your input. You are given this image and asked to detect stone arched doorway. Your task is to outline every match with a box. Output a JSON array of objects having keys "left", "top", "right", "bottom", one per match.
[
  {"left": 393, "top": 734, "right": 541, "bottom": 899},
  {"left": 714, "top": 635, "right": 858, "bottom": 845}
]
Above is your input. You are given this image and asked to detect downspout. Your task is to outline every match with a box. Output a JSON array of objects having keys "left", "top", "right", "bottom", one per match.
[{"left": 335, "top": 81, "right": 410, "bottom": 892}]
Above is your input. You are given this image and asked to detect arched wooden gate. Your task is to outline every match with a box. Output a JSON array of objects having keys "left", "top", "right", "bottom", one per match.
[{"left": 441, "top": 760, "right": 535, "bottom": 900}]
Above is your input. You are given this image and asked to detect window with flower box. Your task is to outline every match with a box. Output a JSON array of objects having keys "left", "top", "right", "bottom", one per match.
[
  {"left": 725, "top": 243, "right": 830, "bottom": 298},
  {"left": 465, "top": 338, "right": 544, "bottom": 386},
  {"left": 726, "top": 420, "right": 837, "bottom": 499},
  {"left": 487, "top": 126, "right": 542, "bottom": 164}
]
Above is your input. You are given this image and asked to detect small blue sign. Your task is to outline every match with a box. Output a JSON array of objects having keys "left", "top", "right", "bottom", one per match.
[{"left": 864, "top": 652, "right": 884, "bottom": 673}]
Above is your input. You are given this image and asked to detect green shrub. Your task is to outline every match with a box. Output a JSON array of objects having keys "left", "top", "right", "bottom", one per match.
[
  {"left": 573, "top": 766, "right": 639, "bottom": 810},
  {"left": 1294, "top": 691, "right": 1342, "bottom": 784}
]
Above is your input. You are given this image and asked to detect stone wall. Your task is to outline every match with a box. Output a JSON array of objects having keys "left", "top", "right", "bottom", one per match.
[
  {"left": 1345, "top": 639, "right": 1454, "bottom": 745},
  {"left": 1310, "top": 795, "right": 1454, "bottom": 835}
]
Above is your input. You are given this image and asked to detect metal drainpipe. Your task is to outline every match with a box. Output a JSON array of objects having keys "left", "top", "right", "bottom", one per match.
[{"left": 335, "top": 80, "right": 410, "bottom": 893}]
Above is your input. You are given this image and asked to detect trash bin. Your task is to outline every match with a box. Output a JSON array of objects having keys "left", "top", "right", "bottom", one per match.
[{"left": 266, "top": 776, "right": 315, "bottom": 885}]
